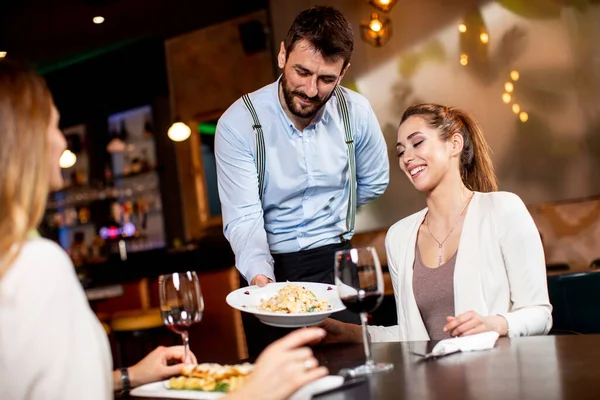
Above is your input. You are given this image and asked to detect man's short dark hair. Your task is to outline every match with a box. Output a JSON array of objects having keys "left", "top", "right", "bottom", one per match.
[{"left": 284, "top": 6, "right": 354, "bottom": 70}]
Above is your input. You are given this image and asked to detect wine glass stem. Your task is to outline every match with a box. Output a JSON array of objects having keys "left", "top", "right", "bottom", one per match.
[
  {"left": 181, "top": 330, "right": 190, "bottom": 364},
  {"left": 360, "top": 312, "right": 374, "bottom": 367}
]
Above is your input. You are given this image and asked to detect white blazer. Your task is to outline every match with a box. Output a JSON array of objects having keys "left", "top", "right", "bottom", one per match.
[{"left": 368, "top": 191, "right": 553, "bottom": 342}]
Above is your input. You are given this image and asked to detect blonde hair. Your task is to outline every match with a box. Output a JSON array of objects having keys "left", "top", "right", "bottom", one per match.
[
  {"left": 400, "top": 103, "right": 498, "bottom": 192},
  {"left": 0, "top": 60, "right": 53, "bottom": 278}
]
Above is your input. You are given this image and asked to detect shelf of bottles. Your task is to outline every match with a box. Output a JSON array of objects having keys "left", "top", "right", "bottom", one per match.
[{"left": 44, "top": 105, "right": 166, "bottom": 266}]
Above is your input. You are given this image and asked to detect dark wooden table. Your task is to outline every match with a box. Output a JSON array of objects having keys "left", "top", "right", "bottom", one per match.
[{"left": 128, "top": 334, "right": 600, "bottom": 400}]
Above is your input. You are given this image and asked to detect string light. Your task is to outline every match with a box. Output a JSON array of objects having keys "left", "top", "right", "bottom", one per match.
[
  {"left": 480, "top": 32, "right": 489, "bottom": 44},
  {"left": 505, "top": 82, "right": 514, "bottom": 93},
  {"left": 460, "top": 53, "right": 468, "bottom": 66},
  {"left": 502, "top": 93, "right": 512, "bottom": 104},
  {"left": 458, "top": 24, "right": 467, "bottom": 33},
  {"left": 510, "top": 70, "right": 520, "bottom": 81},
  {"left": 519, "top": 112, "right": 529, "bottom": 122},
  {"left": 512, "top": 104, "right": 520, "bottom": 114}
]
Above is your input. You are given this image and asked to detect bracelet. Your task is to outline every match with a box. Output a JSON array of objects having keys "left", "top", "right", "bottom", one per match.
[{"left": 120, "top": 367, "right": 131, "bottom": 394}]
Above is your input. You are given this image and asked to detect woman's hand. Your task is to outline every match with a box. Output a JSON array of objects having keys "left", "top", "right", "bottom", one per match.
[
  {"left": 127, "top": 345, "right": 198, "bottom": 388},
  {"left": 316, "top": 318, "right": 363, "bottom": 344},
  {"left": 443, "top": 311, "right": 508, "bottom": 337},
  {"left": 229, "top": 328, "right": 329, "bottom": 400}
]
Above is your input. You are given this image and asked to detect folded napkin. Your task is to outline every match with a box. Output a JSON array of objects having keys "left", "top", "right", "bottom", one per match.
[{"left": 430, "top": 331, "right": 500, "bottom": 357}]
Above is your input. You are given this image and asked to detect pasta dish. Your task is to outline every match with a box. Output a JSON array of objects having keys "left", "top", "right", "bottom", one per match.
[
  {"left": 257, "top": 284, "right": 331, "bottom": 313},
  {"left": 169, "top": 362, "right": 254, "bottom": 392}
]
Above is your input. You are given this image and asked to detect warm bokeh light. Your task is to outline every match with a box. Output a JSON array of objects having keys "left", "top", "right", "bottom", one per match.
[
  {"left": 460, "top": 53, "right": 468, "bottom": 66},
  {"left": 519, "top": 112, "right": 529, "bottom": 122},
  {"left": 458, "top": 24, "right": 467, "bottom": 33},
  {"left": 93, "top": 16, "right": 105, "bottom": 24},
  {"left": 168, "top": 122, "right": 192, "bottom": 142},
  {"left": 0, "top": 51, "right": 6, "bottom": 58},
  {"left": 59, "top": 150, "right": 77, "bottom": 169},
  {"left": 378, "top": 0, "right": 391, "bottom": 4},
  {"left": 369, "top": 18, "right": 382, "bottom": 33},
  {"left": 512, "top": 103, "right": 520, "bottom": 114},
  {"left": 505, "top": 82, "right": 514, "bottom": 93},
  {"left": 480, "top": 32, "right": 489, "bottom": 44},
  {"left": 502, "top": 93, "right": 512, "bottom": 104},
  {"left": 510, "top": 70, "right": 520, "bottom": 81}
]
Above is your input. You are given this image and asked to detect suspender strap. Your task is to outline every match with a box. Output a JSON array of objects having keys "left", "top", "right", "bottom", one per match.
[
  {"left": 241, "top": 86, "right": 356, "bottom": 237},
  {"left": 334, "top": 86, "right": 356, "bottom": 239},
  {"left": 242, "top": 94, "right": 266, "bottom": 200}
]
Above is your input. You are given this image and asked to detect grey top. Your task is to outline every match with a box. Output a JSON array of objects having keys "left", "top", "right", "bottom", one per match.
[{"left": 413, "top": 243, "right": 457, "bottom": 341}]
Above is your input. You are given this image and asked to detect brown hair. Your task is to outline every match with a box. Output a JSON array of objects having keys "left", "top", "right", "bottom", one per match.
[
  {"left": 284, "top": 6, "right": 354, "bottom": 70},
  {"left": 400, "top": 103, "right": 498, "bottom": 192},
  {"left": 0, "top": 60, "right": 53, "bottom": 278}
]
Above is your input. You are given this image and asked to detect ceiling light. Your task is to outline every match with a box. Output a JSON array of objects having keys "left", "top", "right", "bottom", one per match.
[
  {"left": 168, "top": 121, "right": 192, "bottom": 142},
  {"left": 360, "top": 13, "right": 392, "bottom": 48},
  {"left": 368, "top": 0, "right": 397, "bottom": 13},
  {"left": 59, "top": 150, "right": 77, "bottom": 169},
  {"left": 93, "top": 16, "right": 105, "bottom": 24}
]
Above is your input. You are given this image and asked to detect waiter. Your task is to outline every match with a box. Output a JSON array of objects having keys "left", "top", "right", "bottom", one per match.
[{"left": 215, "top": 6, "right": 389, "bottom": 357}]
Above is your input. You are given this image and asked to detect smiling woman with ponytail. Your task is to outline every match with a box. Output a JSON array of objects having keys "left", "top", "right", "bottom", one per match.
[{"left": 318, "top": 103, "right": 552, "bottom": 344}]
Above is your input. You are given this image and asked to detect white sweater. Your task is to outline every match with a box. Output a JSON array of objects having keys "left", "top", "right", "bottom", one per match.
[
  {"left": 0, "top": 238, "right": 112, "bottom": 400},
  {"left": 368, "top": 191, "right": 553, "bottom": 342}
]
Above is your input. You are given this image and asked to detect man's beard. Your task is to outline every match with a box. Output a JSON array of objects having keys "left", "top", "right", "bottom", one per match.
[{"left": 281, "top": 74, "right": 335, "bottom": 119}]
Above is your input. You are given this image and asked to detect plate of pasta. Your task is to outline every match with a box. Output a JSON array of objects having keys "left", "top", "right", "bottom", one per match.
[
  {"left": 130, "top": 361, "right": 345, "bottom": 399},
  {"left": 225, "top": 282, "right": 345, "bottom": 328},
  {"left": 130, "top": 362, "right": 254, "bottom": 398}
]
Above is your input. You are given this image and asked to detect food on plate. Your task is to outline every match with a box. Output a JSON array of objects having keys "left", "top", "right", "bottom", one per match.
[
  {"left": 168, "top": 362, "right": 254, "bottom": 392},
  {"left": 257, "top": 284, "right": 331, "bottom": 314}
]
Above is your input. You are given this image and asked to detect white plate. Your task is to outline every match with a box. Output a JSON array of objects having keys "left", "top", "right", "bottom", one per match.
[
  {"left": 130, "top": 376, "right": 344, "bottom": 399},
  {"left": 129, "top": 381, "right": 224, "bottom": 399},
  {"left": 226, "top": 282, "right": 346, "bottom": 328}
]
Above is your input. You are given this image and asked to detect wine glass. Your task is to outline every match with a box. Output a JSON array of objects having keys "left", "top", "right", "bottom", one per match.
[
  {"left": 334, "top": 247, "right": 393, "bottom": 376},
  {"left": 158, "top": 271, "right": 204, "bottom": 364}
]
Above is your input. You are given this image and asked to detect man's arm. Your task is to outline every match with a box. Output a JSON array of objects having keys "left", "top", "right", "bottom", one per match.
[
  {"left": 354, "top": 103, "right": 389, "bottom": 206},
  {"left": 215, "top": 117, "right": 275, "bottom": 283}
]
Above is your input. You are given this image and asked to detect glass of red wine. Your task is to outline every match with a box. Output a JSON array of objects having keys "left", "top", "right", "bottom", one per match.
[
  {"left": 158, "top": 271, "right": 204, "bottom": 364},
  {"left": 334, "top": 247, "right": 393, "bottom": 376}
]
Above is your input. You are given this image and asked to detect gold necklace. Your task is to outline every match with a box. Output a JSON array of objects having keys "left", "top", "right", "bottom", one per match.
[{"left": 425, "top": 195, "right": 473, "bottom": 267}]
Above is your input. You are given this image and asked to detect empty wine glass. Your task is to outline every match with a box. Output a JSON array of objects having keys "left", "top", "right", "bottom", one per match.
[
  {"left": 158, "top": 271, "right": 204, "bottom": 364},
  {"left": 334, "top": 247, "right": 393, "bottom": 376}
]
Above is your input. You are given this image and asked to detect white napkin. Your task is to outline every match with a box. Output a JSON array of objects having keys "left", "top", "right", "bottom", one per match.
[{"left": 430, "top": 331, "right": 500, "bottom": 357}]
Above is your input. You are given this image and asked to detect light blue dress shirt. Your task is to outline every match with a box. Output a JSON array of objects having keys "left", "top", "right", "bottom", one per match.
[{"left": 215, "top": 78, "right": 389, "bottom": 282}]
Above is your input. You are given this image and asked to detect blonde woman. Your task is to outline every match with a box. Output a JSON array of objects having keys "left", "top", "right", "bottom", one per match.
[
  {"left": 0, "top": 60, "right": 327, "bottom": 399},
  {"left": 321, "top": 104, "right": 552, "bottom": 343}
]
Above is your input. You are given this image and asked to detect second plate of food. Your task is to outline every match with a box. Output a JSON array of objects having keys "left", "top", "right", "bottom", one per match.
[{"left": 225, "top": 282, "right": 346, "bottom": 328}]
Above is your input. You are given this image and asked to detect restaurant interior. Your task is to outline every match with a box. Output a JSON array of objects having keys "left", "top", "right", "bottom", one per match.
[{"left": 2, "top": 0, "right": 600, "bottom": 398}]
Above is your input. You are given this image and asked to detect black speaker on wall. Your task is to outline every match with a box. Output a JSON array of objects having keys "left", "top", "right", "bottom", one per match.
[{"left": 238, "top": 20, "right": 267, "bottom": 54}]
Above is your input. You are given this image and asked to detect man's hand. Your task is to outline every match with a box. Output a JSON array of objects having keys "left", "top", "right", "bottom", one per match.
[{"left": 251, "top": 274, "right": 274, "bottom": 287}]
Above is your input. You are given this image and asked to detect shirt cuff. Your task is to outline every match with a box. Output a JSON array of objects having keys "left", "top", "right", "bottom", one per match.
[{"left": 245, "top": 263, "right": 275, "bottom": 285}]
